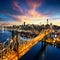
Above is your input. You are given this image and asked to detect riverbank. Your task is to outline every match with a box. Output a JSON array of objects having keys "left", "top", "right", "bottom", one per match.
[{"left": 46, "top": 37, "right": 60, "bottom": 46}]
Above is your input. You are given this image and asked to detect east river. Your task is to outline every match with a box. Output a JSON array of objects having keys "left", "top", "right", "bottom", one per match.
[{"left": 0, "top": 30, "right": 60, "bottom": 60}]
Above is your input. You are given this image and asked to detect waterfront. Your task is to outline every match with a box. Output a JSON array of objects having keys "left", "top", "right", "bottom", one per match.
[{"left": 0, "top": 30, "right": 60, "bottom": 60}]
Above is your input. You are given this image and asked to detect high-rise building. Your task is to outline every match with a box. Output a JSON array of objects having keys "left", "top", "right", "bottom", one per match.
[
  {"left": 50, "top": 23, "right": 53, "bottom": 29},
  {"left": 24, "top": 22, "right": 25, "bottom": 26},
  {"left": 47, "top": 19, "right": 48, "bottom": 25}
]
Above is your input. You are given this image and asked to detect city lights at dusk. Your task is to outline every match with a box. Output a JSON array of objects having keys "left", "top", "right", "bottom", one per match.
[{"left": 0, "top": 0, "right": 60, "bottom": 60}]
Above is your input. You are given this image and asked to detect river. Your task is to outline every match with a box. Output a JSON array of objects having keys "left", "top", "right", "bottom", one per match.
[
  {"left": 20, "top": 42, "right": 60, "bottom": 60},
  {"left": 0, "top": 30, "right": 60, "bottom": 60},
  {"left": 0, "top": 30, "right": 12, "bottom": 43}
]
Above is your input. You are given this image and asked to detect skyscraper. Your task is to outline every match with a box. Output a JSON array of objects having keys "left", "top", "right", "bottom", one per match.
[
  {"left": 47, "top": 19, "right": 48, "bottom": 25},
  {"left": 50, "top": 23, "right": 53, "bottom": 29},
  {"left": 24, "top": 22, "right": 25, "bottom": 26}
]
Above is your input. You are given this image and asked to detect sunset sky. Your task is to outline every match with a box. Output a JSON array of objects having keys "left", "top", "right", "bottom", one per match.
[{"left": 0, "top": 0, "right": 60, "bottom": 26}]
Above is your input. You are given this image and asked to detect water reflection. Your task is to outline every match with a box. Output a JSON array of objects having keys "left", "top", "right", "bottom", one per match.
[
  {"left": 33, "top": 42, "right": 47, "bottom": 60},
  {"left": 20, "top": 42, "right": 60, "bottom": 60}
]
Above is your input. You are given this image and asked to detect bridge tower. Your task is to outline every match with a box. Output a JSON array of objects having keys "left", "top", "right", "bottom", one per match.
[
  {"left": 13, "top": 31, "right": 19, "bottom": 59},
  {"left": 0, "top": 42, "right": 4, "bottom": 60},
  {"left": 11, "top": 30, "right": 17, "bottom": 39}
]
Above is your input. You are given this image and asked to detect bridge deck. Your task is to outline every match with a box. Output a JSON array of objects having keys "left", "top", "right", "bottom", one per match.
[{"left": 0, "top": 29, "right": 52, "bottom": 60}]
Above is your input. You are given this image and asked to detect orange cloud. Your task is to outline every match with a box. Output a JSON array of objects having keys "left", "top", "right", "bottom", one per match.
[
  {"left": 26, "top": 0, "right": 43, "bottom": 10},
  {"left": 0, "top": 0, "right": 47, "bottom": 25},
  {"left": 27, "top": 9, "right": 46, "bottom": 18},
  {"left": 0, "top": 0, "right": 60, "bottom": 26},
  {"left": 11, "top": 0, "right": 47, "bottom": 24}
]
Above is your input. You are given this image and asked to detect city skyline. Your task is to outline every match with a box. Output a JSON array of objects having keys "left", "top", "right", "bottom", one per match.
[{"left": 0, "top": 0, "right": 60, "bottom": 26}]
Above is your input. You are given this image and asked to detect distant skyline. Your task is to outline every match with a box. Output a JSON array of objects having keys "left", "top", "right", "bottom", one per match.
[{"left": 0, "top": 0, "right": 60, "bottom": 26}]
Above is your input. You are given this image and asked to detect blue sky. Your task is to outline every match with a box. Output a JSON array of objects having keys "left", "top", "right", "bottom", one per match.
[{"left": 0, "top": 0, "right": 60, "bottom": 26}]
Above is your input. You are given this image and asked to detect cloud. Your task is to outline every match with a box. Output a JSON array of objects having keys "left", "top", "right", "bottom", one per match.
[
  {"left": 0, "top": 0, "right": 47, "bottom": 25},
  {"left": 13, "top": 1, "right": 23, "bottom": 14},
  {"left": 26, "top": 0, "right": 43, "bottom": 10},
  {"left": 11, "top": 0, "right": 47, "bottom": 23}
]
